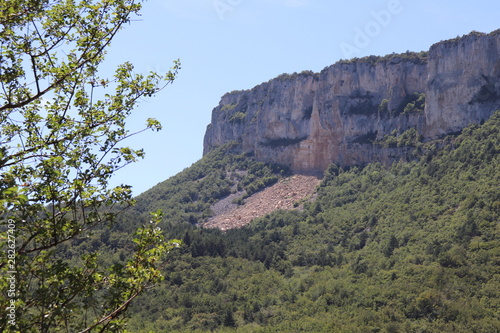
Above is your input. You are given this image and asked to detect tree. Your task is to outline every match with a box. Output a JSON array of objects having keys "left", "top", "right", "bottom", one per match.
[{"left": 0, "top": 0, "right": 181, "bottom": 331}]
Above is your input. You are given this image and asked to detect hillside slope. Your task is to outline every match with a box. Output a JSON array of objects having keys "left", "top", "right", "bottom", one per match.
[
  {"left": 122, "top": 111, "right": 500, "bottom": 332},
  {"left": 205, "top": 174, "right": 320, "bottom": 231}
]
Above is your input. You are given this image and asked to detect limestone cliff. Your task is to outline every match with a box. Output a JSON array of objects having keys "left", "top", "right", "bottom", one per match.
[{"left": 204, "top": 30, "right": 500, "bottom": 173}]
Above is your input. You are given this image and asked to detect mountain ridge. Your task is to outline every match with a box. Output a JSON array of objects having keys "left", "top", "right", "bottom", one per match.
[{"left": 203, "top": 29, "right": 500, "bottom": 173}]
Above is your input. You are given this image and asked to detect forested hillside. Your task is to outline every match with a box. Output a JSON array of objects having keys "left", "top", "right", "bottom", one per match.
[
  {"left": 104, "top": 111, "right": 500, "bottom": 332},
  {"left": 2, "top": 2, "right": 497, "bottom": 332}
]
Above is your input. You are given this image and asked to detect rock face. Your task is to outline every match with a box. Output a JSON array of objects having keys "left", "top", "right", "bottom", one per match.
[
  {"left": 425, "top": 32, "right": 500, "bottom": 138},
  {"left": 204, "top": 30, "right": 500, "bottom": 173}
]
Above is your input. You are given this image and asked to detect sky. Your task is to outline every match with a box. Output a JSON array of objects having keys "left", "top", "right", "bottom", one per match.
[{"left": 104, "top": 0, "right": 500, "bottom": 195}]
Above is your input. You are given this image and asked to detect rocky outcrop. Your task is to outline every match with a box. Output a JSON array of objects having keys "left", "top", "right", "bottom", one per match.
[
  {"left": 204, "top": 30, "right": 500, "bottom": 173},
  {"left": 424, "top": 31, "right": 500, "bottom": 138}
]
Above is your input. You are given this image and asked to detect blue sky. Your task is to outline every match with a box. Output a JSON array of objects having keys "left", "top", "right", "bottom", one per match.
[{"left": 104, "top": 0, "right": 500, "bottom": 195}]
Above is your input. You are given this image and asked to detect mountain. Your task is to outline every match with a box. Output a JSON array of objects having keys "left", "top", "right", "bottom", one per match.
[
  {"left": 73, "top": 29, "right": 500, "bottom": 332},
  {"left": 204, "top": 30, "right": 500, "bottom": 174},
  {"left": 124, "top": 110, "right": 500, "bottom": 332}
]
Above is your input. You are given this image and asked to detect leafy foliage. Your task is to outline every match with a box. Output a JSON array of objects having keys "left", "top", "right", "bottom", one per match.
[
  {"left": 376, "top": 127, "right": 423, "bottom": 148},
  {"left": 228, "top": 112, "right": 246, "bottom": 123},
  {"left": 402, "top": 92, "right": 426, "bottom": 115},
  {"left": 0, "top": 1, "right": 180, "bottom": 331}
]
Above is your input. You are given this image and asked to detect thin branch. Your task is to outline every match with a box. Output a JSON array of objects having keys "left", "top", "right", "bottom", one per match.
[
  {"left": 1, "top": 111, "right": 120, "bottom": 168},
  {"left": 78, "top": 287, "right": 145, "bottom": 333},
  {"left": 16, "top": 203, "right": 131, "bottom": 255},
  {"left": 0, "top": 4, "right": 133, "bottom": 112},
  {"left": 31, "top": 18, "right": 75, "bottom": 61}
]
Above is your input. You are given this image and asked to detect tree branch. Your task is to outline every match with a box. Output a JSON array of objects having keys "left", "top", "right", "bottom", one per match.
[
  {"left": 77, "top": 286, "right": 145, "bottom": 333},
  {"left": 0, "top": 3, "right": 133, "bottom": 112}
]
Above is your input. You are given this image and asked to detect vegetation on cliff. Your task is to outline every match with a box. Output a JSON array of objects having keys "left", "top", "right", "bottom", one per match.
[{"left": 338, "top": 50, "right": 429, "bottom": 65}]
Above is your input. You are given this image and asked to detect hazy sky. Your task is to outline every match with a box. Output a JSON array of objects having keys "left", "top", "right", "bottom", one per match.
[{"left": 104, "top": 0, "right": 500, "bottom": 195}]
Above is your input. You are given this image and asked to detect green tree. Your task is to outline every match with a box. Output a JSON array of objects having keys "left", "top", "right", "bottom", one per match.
[{"left": 0, "top": 0, "right": 180, "bottom": 331}]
